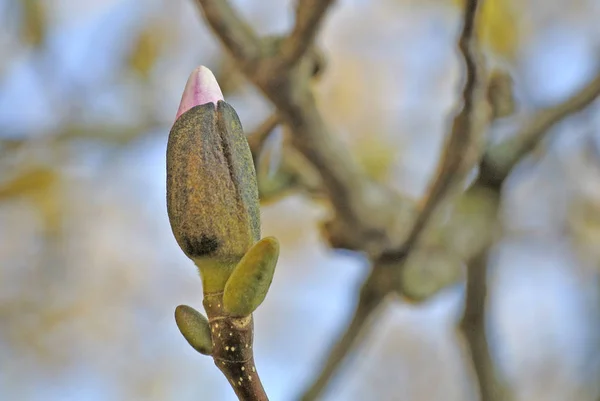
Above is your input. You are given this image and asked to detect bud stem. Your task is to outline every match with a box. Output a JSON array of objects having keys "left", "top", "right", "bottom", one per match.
[{"left": 203, "top": 292, "right": 269, "bottom": 401}]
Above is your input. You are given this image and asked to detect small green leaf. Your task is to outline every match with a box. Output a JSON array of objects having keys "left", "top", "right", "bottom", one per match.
[
  {"left": 174, "top": 305, "right": 213, "bottom": 355},
  {"left": 223, "top": 237, "right": 280, "bottom": 317}
]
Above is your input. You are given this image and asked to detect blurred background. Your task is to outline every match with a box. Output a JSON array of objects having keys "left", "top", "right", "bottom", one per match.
[{"left": 2, "top": 0, "right": 600, "bottom": 400}]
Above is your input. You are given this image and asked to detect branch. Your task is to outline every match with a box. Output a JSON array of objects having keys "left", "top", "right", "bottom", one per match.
[
  {"left": 440, "top": 71, "right": 600, "bottom": 401},
  {"left": 277, "top": 0, "right": 336, "bottom": 70},
  {"left": 204, "top": 295, "right": 269, "bottom": 401},
  {"left": 457, "top": 70, "right": 600, "bottom": 401},
  {"left": 193, "top": 3, "right": 498, "bottom": 401},
  {"left": 246, "top": 115, "right": 326, "bottom": 203},
  {"left": 299, "top": 296, "right": 379, "bottom": 401},
  {"left": 280, "top": 96, "right": 404, "bottom": 255},
  {"left": 480, "top": 68, "right": 600, "bottom": 188},
  {"left": 0, "top": 121, "right": 162, "bottom": 160},
  {"left": 459, "top": 248, "right": 508, "bottom": 401},
  {"left": 299, "top": 1, "right": 489, "bottom": 397},
  {"left": 196, "top": 0, "right": 403, "bottom": 257},
  {"left": 298, "top": 262, "right": 393, "bottom": 401},
  {"left": 246, "top": 114, "right": 280, "bottom": 161},
  {"left": 401, "top": 0, "right": 488, "bottom": 251},
  {"left": 194, "top": 0, "right": 262, "bottom": 68}
]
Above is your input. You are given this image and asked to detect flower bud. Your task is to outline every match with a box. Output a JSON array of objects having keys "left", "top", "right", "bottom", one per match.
[
  {"left": 167, "top": 66, "right": 260, "bottom": 263},
  {"left": 175, "top": 66, "right": 224, "bottom": 119}
]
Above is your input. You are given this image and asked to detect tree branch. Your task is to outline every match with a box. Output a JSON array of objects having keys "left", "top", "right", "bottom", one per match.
[
  {"left": 401, "top": 0, "right": 488, "bottom": 252},
  {"left": 480, "top": 68, "right": 600, "bottom": 189},
  {"left": 277, "top": 0, "right": 336, "bottom": 70},
  {"left": 194, "top": 0, "right": 262, "bottom": 68},
  {"left": 459, "top": 248, "right": 508, "bottom": 401},
  {"left": 298, "top": 1, "right": 490, "bottom": 398},
  {"left": 297, "top": 30, "right": 599, "bottom": 401},
  {"left": 275, "top": 93, "right": 405, "bottom": 256},
  {"left": 196, "top": 0, "right": 405, "bottom": 257},
  {"left": 298, "top": 261, "right": 395, "bottom": 401},
  {"left": 299, "top": 295, "right": 379, "bottom": 401},
  {"left": 246, "top": 114, "right": 280, "bottom": 162},
  {"left": 203, "top": 294, "right": 269, "bottom": 401},
  {"left": 193, "top": 3, "right": 507, "bottom": 401},
  {"left": 457, "top": 69, "right": 600, "bottom": 401}
]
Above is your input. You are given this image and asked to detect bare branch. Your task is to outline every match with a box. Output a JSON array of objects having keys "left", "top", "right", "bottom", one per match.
[
  {"left": 298, "top": 2, "right": 491, "bottom": 397},
  {"left": 195, "top": 0, "right": 262, "bottom": 68},
  {"left": 277, "top": 0, "right": 336, "bottom": 70},
  {"left": 456, "top": 75, "right": 600, "bottom": 401},
  {"left": 480, "top": 68, "right": 600, "bottom": 188},
  {"left": 0, "top": 120, "right": 162, "bottom": 160},
  {"left": 401, "top": 0, "right": 488, "bottom": 251},
  {"left": 459, "top": 248, "right": 509, "bottom": 401},
  {"left": 203, "top": 295, "right": 269, "bottom": 401},
  {"left": 299, "top": 263, "right": 392, "bottom": 401},
  {"left": 299, "top": 296, "right": 378, "bottom": 401},
  {"left": 426, "top": 68, "right": 600, "bottom": 401},
  {"left": 279, "top": 95, "right": 405, "bottom": 255},
  {"left": 246, "top": 115, "right": 326, "bottom": 203},
  {"left": 195, "top": 0, "right": 399, "bottom": 257},
  {"left": 247, "top": 114, "right": 280, "bottom": 161},
  {"left": 190, "top": 3, "right": 514, "bottom": 400}
]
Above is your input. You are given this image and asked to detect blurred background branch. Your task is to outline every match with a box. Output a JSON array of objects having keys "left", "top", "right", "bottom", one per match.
[
  {"left": 276, "top": 0, "right": 335, "bottom": 71},
  {"left": 481, "top": 69, "right": 600, "bottom": 188}
]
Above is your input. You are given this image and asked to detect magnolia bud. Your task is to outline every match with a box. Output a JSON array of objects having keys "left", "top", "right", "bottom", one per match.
[{"left": 167, "top": 66, "right": 260, "bottom": 263}]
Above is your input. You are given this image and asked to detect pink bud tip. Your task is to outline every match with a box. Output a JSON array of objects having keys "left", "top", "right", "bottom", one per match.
[{"left": 175, "top": 66, "right": 224, "bottom": 121}]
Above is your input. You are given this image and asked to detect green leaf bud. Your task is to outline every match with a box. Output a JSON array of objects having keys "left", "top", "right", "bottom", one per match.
[
  {"left": 223, "top": 237, "right": 280, "bottom": 317},
  {"left": 174, "top": 304, "right": 213, "bottom": 355}
]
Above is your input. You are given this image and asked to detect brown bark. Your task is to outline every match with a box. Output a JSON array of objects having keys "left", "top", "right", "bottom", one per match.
[{"left": 204, "top": 292, "right": 268, "bottom": 401}]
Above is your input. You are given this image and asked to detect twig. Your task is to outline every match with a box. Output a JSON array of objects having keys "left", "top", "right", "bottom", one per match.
[
  {"left": 297, "top": 1, "right": 490, "bottom": 398},
  {"left": 203, "top": 293, "right": 269, "bottom": 401},
  {"left": 246, "top": 114, "right": 280, "bottom": 161},
  {"left": 193, "top": 2, "right": 500, "bottom": 401},
  {"left": 196, "top": 0, "right": 403, "bottom": 257},
  {"left": 402, "top": 0, "right": 487, "bottom": 251},
  {"left": 277, "top": 0, "right": 336, "bottom": 70},
  {"left": 297, "top": 53, "right": 600, "bottom": 401},
  {"left": 245, "top": 115, "right": 328, "bottom": 204},
  {"left": 302, "top": 0, "right": 488, "bottom": 397},
  {"left": 480, "top": 69, "right": 600, "bottom": 189},
  {"left": 195, "top": 0, "right": 261, "bottom": 69},
  {"left": 299, "top": 294, "right": 380, "bottom": 401},
  {"left": 454, "top": 69, "right": 600, "bottom": 401},
  {"left": 277, "top": 97, "right": 400, "bottom": 254},
  {"left": 299, "top": 261, "right": 395, "bottom": 401},
  {"left": 453, "top": 70, "right": 600, "bottom": 401},
  {"left": 459, "top": 248, "right": 507, "bottom": 401},
  {"left": 458, "top": 70, "right": 600, "bottom": 401}
]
